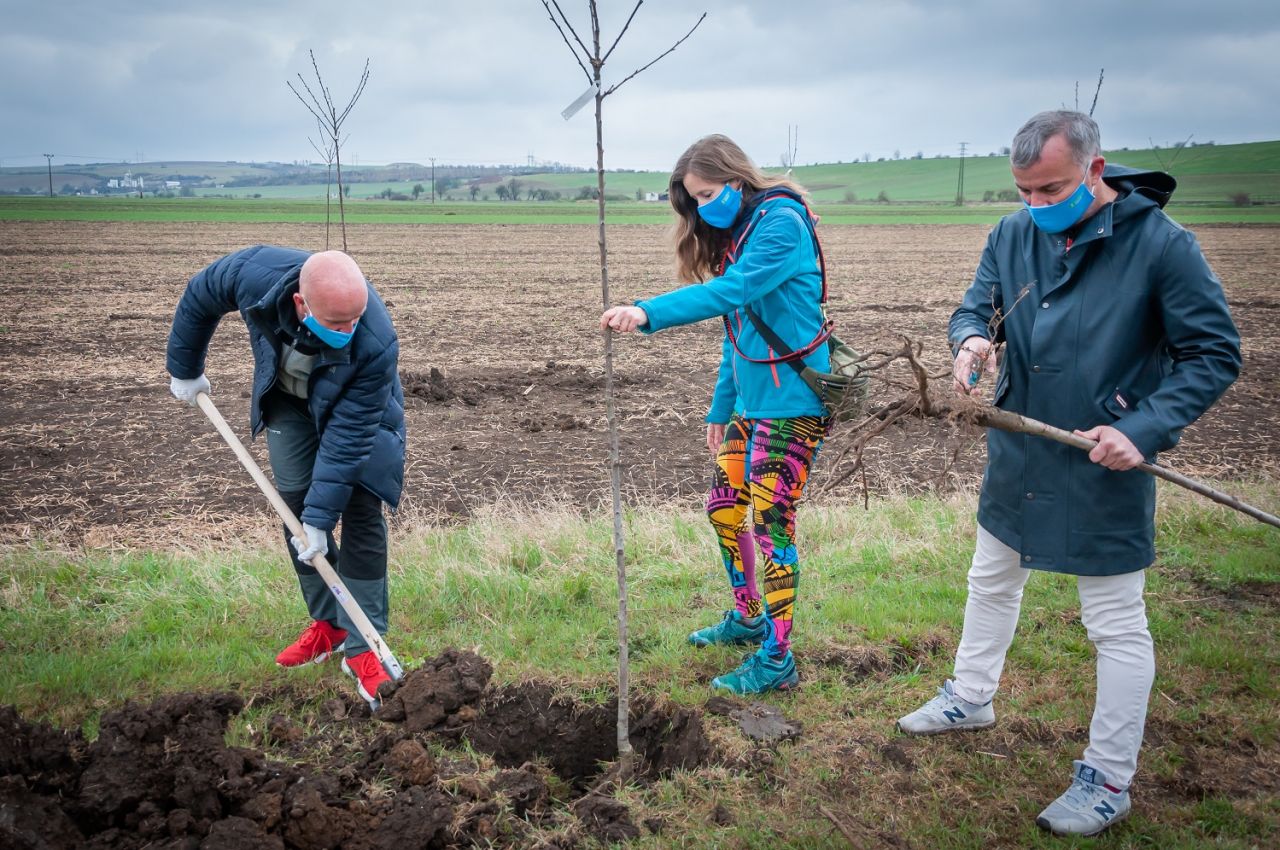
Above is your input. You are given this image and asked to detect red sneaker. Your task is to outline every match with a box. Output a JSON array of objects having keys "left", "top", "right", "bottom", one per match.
[
  {"left": 275, "top": 620, "right": 347, "bottom": 667},
  {"left": 341, "top": 651, "right": 393, "bottom": 708}
]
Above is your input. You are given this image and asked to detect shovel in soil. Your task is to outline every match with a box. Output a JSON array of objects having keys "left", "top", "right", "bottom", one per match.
[{"left": 195, "top": 392, "right": 405, "bottom": 684}]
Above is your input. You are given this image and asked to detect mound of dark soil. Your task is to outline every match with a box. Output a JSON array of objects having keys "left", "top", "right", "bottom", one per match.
[{"left": 0, "top": 649, "right": 715, "bottom": 849}]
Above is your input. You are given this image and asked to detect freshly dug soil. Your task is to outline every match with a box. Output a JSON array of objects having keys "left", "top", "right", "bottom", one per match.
[{"left": 0, "top": 649, "right": 715, "bottom": 849}]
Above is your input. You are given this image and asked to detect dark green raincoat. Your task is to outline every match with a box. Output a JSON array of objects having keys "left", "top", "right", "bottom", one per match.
[{"left": 949, "top": 166, "right": 1241, "bottom": 576}]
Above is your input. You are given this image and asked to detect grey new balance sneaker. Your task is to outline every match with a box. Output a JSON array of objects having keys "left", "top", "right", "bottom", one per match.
[
  {"left": 896, "top": 679, "right": 995, "bottom": 735},
  {"left": 1036, "top": 760, "right": 1131, "bottom": 836}
]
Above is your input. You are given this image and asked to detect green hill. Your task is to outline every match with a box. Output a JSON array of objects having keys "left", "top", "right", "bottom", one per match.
[
  {"left": 527, "top": 140, "right": 1280, "bottom": 205},
  {"left": 2, "top": 140, "right": 1276, "bottom": 209},
  {"left": 781, "top": 141, "right": 1280, "bottom": 205}
]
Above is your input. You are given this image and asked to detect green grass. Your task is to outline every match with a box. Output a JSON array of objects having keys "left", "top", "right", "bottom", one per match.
[
  {"left": 3, "top": 483, "right": 1277, "bottom": 847},
  {"left": 2, "top": 195, "right": 1276, "bottom": 226}
]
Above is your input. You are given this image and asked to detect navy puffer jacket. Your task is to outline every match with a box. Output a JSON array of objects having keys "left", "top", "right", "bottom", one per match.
[{"left": 166, "top": 245, "right": 405, "bottom": 530}]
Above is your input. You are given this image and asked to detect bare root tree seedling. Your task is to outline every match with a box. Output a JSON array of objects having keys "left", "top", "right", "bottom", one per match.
[
  {"left": 813, "top": 289, "right": 1279, "bottom": 530},
  {"left": 288, "top": 51, "right": 370, "bottom": 252},
  {"left": 540, "top": 0, "right": 705, "bottom": 777}
]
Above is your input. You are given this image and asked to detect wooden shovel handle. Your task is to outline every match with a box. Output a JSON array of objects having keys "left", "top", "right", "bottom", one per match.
[{"left": 194, "top": 392, "right": 405, "bottom": 680}]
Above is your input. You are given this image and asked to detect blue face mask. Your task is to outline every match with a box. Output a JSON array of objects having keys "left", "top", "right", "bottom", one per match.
[
  {"left": 301, "top": 300, "right": 359, "bottom": 349},
  {"left": 696, "top": 182, "right": 743, "bottom": 229},
  {"left": 1024, "top": 168, "right": 1095, "bottom": 234}
]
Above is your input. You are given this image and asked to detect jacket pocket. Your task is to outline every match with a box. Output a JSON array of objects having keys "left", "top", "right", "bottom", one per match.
[
  {"left": 1101, "top": 387, "right": 1137, "bottom": 422},
  {"left": 358, "top": 425, "right": 406, "bottom": 508}
]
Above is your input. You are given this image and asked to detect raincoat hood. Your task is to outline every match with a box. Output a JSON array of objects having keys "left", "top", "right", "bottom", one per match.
[{"left": 1101, "top": 164, "right": 1176, "bottom": 210}]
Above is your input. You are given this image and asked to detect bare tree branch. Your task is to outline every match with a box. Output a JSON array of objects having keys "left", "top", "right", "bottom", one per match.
[
  {"left": 550, "top": 0, "right": 594, "bottom": 67},
  {"left": 1089, "top": 67, "right": 1104, "bottom": 117},
  {"left": 540, "top": 0, "right": 592, "bottom": 83},
  {"left": 603, "top": 12, "right": 706, "bottom": 96},
  {"left": 1148, "top": 136, "right": 1170, "bottom": 172},
  {"left": 286, "top": 75, "right": 328, "bottom": 128},
  {"left": 311, "top": 50, "right": 336, "bottom": 124},
  {"left": 1147, "top": 132, "right": 1195, "bottom": 173},
  {"left": 603, "top": 0, "right": 644, "bottom": 63},
  {"left": 1169, "top": 133, "right": 1195, "bottom": 169},
  {"left": 334, "top": 60, "right": 371, "bottom": 127},
  {"left": 817, "top": 804, "right": 869, "bottom": 849}
]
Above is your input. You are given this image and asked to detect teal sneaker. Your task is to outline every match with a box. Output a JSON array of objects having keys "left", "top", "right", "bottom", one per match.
[
  {"left": 711, "top": 649, "right": 799, "bottom": 694},
  {"left": 688, "top": 610, "right": 768, "bottom": 647}
]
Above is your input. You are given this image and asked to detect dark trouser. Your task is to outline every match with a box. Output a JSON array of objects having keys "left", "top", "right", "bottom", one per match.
[{"left": 264, "top": 394, "right": 389, "bottom": 657}]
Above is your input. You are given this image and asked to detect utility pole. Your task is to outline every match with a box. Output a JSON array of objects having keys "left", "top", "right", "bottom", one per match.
[
  {"left": 429, "top": 157, "right": 436, "bottom": 204},
  {"left": 43, "top": 153, "right": 53, "bottom": 197},
  {"left": 955, "top": 141, "right": 968, "bottom": 206}
]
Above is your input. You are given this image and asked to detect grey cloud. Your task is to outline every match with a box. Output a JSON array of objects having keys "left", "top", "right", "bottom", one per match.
[{"left": 1, "top": 0, "right": 1276, "bottom": 168}]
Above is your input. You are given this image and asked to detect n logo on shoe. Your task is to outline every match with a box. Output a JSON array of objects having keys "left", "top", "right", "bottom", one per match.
[
  {"left": 942, "top": 707, "right": 966, "bottom": 723},
  {"left": 1093, "top": 801, "right": 1116, "bottom": 821}
]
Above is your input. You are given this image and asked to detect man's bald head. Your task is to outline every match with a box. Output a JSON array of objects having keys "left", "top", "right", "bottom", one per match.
[{"left": 295, "top": 251, "right": 368, "bottom": 332}]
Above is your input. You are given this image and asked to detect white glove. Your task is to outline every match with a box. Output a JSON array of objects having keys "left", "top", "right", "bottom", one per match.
[
  {"left": 169, "top": 374, "right": 211, "bottom": 406},
  {"left": 290, "top": 523, "right": 328, "bottom": 564}
]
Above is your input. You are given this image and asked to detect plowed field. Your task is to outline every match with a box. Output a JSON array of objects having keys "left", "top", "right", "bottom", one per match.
[{"left": 1, "top": 221, "right": 1275, "bottom": 545}]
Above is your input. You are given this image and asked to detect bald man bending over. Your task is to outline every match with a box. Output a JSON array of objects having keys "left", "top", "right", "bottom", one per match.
[{"left": 167, "top": 246, "right": 405, "bottom": 708}]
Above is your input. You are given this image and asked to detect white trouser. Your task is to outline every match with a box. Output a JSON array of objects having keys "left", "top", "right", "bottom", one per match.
[{"left": 952, "top": 526, "right": 1155, "bottom": 788}]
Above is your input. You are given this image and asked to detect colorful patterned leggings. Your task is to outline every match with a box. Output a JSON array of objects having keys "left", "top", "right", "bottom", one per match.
[{"left": 705, "top": 414, "right": 826, "bottom": 657}]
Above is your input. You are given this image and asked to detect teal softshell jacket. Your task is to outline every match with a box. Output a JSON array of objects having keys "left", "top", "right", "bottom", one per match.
[{"left": 637, "top": 195, "right": 829, "bottom": 422}]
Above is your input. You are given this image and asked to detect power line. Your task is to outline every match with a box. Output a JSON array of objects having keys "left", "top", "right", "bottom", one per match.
[
  {"left": 955, "top": 141, "right": 968, "bottom": 206},
  {"left": 43, "top": 153, "right": 54, "bottom": 197},
  {"left": 0, "top": 153, "right": 138, "bottom": 164}
]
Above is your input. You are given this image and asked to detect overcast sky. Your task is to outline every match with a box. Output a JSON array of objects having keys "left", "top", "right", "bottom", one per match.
[{"left": 2, "top": 1, "right": 1278, "bottom": 172}]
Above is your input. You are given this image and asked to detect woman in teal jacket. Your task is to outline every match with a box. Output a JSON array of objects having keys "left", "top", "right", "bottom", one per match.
[{"left": 602, "top": 134, "right": 831, "bottom": 695}]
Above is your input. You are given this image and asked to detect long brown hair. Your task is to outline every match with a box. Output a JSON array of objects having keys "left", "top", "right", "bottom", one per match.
[{"left": 669, "top": 134, "right": 807, "bottom": 283}]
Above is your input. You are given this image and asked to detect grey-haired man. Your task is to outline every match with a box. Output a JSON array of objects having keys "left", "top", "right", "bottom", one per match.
[{"left": 897, "top": 111, "right": 1240, "bottom": 836}]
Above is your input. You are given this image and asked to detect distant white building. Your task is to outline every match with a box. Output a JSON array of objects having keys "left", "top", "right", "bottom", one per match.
[
  {"left": 644, "top": 191, "right": 669, "bottom": 202},
  {"left": 112, "top": 172, "right": 145, "bottom": 190}
]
